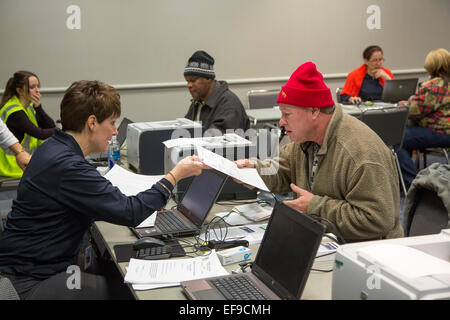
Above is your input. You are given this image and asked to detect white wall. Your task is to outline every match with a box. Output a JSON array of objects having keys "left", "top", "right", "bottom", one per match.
[{"left": 0, "top": 0, "right": 448, "bottom": 122}]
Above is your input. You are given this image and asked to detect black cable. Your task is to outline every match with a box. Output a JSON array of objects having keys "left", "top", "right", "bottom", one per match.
[{"left": 311, "top": 267, "right": 334, "bottom": 273}]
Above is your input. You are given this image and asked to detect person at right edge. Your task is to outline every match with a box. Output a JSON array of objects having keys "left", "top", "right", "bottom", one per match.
[
  {"left": 236, "top": 62, "right": 403, "bottom": 243},
  {"left": 184, "top": 50, "right": 250, "bottom": 135},
  {"left": 397, "top": 48, "right": 450, "bottom": 190}
]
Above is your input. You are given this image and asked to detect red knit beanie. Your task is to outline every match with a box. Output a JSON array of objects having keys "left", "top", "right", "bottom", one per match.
[{"left": 277, "top": 62, "right": 334, "bottom": 108}]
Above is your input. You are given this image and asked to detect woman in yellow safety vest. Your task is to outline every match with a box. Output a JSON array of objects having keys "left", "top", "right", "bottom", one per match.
[{"left": 0, "top": 71, "right": 55, "bottom": 177}]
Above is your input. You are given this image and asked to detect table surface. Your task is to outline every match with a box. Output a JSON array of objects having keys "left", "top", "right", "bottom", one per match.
[{"left": 92, "top": 201, "right": 334, "bottom": 300}]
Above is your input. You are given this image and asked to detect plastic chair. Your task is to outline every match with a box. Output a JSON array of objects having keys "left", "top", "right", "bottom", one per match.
[
  {"left": 335, "top": 88, "right": 343, "bottom": 103},
  {"left": 419, "top": 147, "right": 450, "bottom": 168},
  {"left": 403, "top": 163, "right": 450, "bottom": 236},
  {"left": 406, "top": 188, "right": 449, "bottom": 236},
  {"left": 359, "top": 105, "right": 410, "bottom": 196},
  {"left": 247, "top": 89, "right": 279, "bottom": 109}
]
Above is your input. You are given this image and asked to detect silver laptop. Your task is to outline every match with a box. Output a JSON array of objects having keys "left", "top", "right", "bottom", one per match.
[
  {"left": 381, "top": 78, "right": 418, "bottom": 103},
  {"left": 132, "top": 169, "right": 227, "bottom": 239},
  {"left": 181, "top": 201, "right": 326, "bottom": 300}
]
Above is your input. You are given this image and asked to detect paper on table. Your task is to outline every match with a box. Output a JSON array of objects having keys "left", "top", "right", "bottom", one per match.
[
  {"left": 104, "top": 165, "right": 164, "bottom": 196},
  {"left": 124, "top": 250, "right": 228, "bottom": 285},
  {"left": 357, "top": 243, "right": 450, "bottom": 278},
  {"left": 200, "top": 223, "right": 267, "bottom": 245},
  {"left": 216, "top": 211, "right": 253, "bottom": 226},
  {"left": 233, "top": 203, "right": 272, "bottom": 222},
  {"left": 196, "top": 146, "right": 269, "bottom": 192},
  {"left": 132, "top": 282, "right": 180, "bottom": 291}
]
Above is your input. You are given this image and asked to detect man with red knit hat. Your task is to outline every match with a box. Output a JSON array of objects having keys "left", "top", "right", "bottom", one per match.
[{"left": 237, "top": 62, "right": 403, "bottom": 242}]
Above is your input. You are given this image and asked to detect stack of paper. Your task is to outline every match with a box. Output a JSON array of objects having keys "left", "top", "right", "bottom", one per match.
[
  {"left": 124, "top": 250, "right": 229, "bottom": 291},
  {"left": 233, "top": 203, "right": 272, "bottom": 222}
]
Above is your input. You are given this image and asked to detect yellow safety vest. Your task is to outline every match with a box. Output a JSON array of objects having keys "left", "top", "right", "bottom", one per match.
[{"left": 0, "top": 96, "right": 44, "bottom": 177}]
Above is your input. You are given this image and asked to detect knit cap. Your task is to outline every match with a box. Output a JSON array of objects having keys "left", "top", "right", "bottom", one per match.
[
  {"left": 184, "top": 50, "right": 215, "bottom": 79},
  {"left": 277, "top": 62, "right": 334, "bottom": 108}
]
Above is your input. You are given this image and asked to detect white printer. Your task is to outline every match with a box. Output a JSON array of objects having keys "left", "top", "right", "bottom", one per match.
[
  {"left": 332, "top": 229, "right": 450, "bottom": 300},
  {"left": 127, "top": 118, "right": 202, "bottom": 175}
]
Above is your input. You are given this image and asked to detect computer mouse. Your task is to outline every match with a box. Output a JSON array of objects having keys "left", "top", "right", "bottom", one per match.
[{"left": 133, "top": 237, "right": 166, "bottom": 250}]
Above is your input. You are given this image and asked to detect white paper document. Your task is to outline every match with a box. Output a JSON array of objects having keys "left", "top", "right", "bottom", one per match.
[
  {"left": 200, "top": 223, "right": 267, "bottom": 245},
  {"left": 104, "top": 166, "right": 163, "bottom": 227},
  {"left": 104, "top": 165, "right": 164, "bottom": 196},
  {"left": 196, "top": 146, "right": 269, "bottom": 192},
  {"left": 124, "top": 250, "right": 228, "bottom": 290},
  {"left": 136, "top": 212, "right": 157, "bottom": 228},
  {"left": 216, "top": 211, "right": 253, "bottom": 226},
  {"left": 233, "top": 203, "right": 272, "bottom": 222},
  {"left": 357, "top": 244, "right": 450, "bottom": 278}
]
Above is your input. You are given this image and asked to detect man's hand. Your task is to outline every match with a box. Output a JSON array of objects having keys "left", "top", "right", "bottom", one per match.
[
  {"left": 235, "top": 158, "right": 255, "bottom": 168},
  {"left": 283, "top": 183, "right": 314, "bottom": 213},
  {"left": 232, "top": 159, "right": 256, "bottom": 184}
]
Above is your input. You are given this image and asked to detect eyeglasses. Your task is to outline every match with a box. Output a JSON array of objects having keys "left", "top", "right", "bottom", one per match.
[{"left": 369, "top": 58, "right": 384, "bottom": 63}]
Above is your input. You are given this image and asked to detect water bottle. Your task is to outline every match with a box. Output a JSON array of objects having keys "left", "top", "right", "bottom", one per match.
[{"left": 107, "top": 136, "right": 121, "bottom": 168}]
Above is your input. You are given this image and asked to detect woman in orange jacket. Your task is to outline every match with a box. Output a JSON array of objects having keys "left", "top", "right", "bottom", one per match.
[{"left": 340, "top": 45, "right": 394, "bottom": 104}]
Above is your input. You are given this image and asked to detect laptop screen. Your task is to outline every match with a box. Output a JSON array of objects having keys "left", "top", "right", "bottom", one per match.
[
  {"left": 177, "top": 170, "right": 227, "bottom": 226},
  {"left": 381, "top": 78, "right": 418, "bottom": 103},
  {"left": 253, "top": 201, "right": 325, "bottom": 299},
  {"left": 116, "top": 117, "right": 133, "bottom": 147}
]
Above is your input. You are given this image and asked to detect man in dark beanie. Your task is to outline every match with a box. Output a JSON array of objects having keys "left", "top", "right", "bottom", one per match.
[
  {"left": 236, "top": 62, "right": 403, "bottom": 243},
  {"left": 184, "top": 50, "right": 249, "bottom": 134}
]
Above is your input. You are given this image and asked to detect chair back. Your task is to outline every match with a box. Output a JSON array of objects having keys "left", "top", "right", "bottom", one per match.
[
  {"left": 406, "top": 188, "right": 449, "bottom": 236},
  {"left": 360, "top": 105, "right": 409, "bottom": 152},
  {"left": 247, "top": 89, "right": 279, "bottom": 109},
  {"left": 0, "top": 276, "right": 20, "bottom": 300},
  {"left": 336, "top": 87, "right": 343, "bottom": 103}
]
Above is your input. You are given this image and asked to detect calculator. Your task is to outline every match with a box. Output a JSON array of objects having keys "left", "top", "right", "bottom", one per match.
[{"left": 135, "top": 246, "right": 173, "bottom": 260}]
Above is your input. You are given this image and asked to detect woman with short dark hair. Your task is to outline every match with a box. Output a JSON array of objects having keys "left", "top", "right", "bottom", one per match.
[{"left": 0, "top": 80, "right": 207, "bottom": 299}]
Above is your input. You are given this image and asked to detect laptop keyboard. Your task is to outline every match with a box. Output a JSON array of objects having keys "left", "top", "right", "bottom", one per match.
[
  {"left": 157, "top": 211, "right": 192, "bottom": 232},
  {"left": 209, "top": 275, "right": 268, "bottom": 300}
]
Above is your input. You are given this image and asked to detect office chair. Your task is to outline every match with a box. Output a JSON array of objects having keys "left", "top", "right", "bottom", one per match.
[
  {"left": 405, "top": 188, "right": 449, "bottom": 237},
  {"left": 247, "top": 89, "right": 279, "bottom": 109},
  {"left": 0, "top": 276, "right": 20, "bottom": 300},
  {"left": 417, "top": 147, "right": 450, "bottom": 169},
  {"left": 335, "top": 88, "right": 343, "bottom": 103},
  {"left": 359, "top": 105, "right": 409, "bottom": 196}
]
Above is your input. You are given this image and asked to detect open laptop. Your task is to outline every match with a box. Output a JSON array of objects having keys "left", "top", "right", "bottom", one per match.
[
  {"left": 86, "top": 117, "right": 133, "bottom": 163},
  {"left": 116, "top": 117, "right": 133, "bottom": 148},
  {"left": 132, "top": 169, "right": 228, "bottom": 239},
  {"left": 181, "top": 201, "right": 326, "bottom": 300},
  {"left": 381, "top": 78, "right": 418, "bottom": 103}
]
